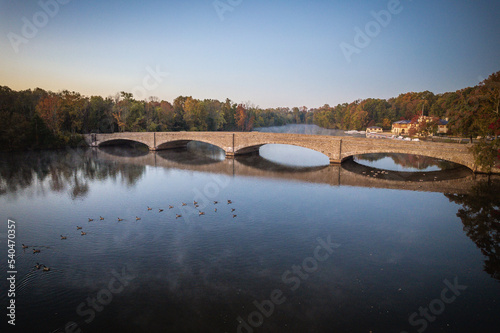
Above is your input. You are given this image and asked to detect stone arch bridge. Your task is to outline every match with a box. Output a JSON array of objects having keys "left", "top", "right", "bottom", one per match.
[{"left": 83, "top": 132, "right": 498, "bottom": 174}]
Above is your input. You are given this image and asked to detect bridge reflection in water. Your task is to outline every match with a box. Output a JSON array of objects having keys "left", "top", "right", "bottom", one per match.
[{"left": 91, "top": 148, "right": 484, "bottom": 195}]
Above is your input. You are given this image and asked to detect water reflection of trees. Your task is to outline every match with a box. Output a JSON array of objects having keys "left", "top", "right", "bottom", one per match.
[
  {"left": 446, "top": 179, "right": 500, "bottom": 281},
  {"left": 0, "top": 149, "right": 146, "bottom": 199},
  {"left": 355, "top": 153, "right": 385, "bottom": 162},
  {"left": 356, "top": 153, "right": 457, "bottom": 170}
]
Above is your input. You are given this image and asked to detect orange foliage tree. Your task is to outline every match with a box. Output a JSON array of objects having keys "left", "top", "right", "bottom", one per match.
[{"left": 36, "top": 94, "right": 61, "bottom": 134}]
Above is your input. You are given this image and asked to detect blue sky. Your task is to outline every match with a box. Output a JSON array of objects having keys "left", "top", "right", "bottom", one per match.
[{"left": 1, "top": 0, "right": 499, "bottom": 108}]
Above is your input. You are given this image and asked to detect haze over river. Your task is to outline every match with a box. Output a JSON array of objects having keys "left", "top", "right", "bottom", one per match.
[{"left": 0, "top": 125, "right": 499, "bottom": 332}]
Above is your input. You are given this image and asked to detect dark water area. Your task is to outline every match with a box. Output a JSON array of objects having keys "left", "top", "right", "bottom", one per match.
[
  {"left": 0, "top": 141, "right": 499, "bottom": 333},
  {"left": 254, "top": 123, "right": 366, "bottom": 138}
]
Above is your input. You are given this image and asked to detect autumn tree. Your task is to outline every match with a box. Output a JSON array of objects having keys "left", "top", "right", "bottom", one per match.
[
  {"left": 156, "top": 101, "right": 175, "bottom": 131},
  {"left": 36, "top": 94, "right": 61, "bottom": 134},
  {"left": 58, "top": 91, "right": 86, "bottom": 134},
  {"left": 234, "top": 104, "right": 248, "bottom": 131},
  {"left": 382, "top": 118, "right": 392, "bottom": 130},
  {"left": 184, "top": 97, "right": 208, "bottom": 131}
]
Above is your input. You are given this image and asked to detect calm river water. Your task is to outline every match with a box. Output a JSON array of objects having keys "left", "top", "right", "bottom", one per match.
[{"left": 0, "top": 126, "right": 499, "bottom": 333}]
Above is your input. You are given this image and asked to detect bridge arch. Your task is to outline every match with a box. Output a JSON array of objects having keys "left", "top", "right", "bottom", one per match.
[
  {"left": 155, "top": 139, "right": 226, "bottom": 153},
  {"left": 97, "top": 138, "right": 151, "bottom": 149},
  {"left": 235, "top": 142, "right": 330, "bottom": 161},
  {"left": 234, "top": 140, "right": 332, "bottom": 160}
]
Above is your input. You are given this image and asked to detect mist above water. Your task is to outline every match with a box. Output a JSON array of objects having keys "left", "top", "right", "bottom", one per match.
[{"left": 254, "top": 124, "right": 365, "bottom": 137}]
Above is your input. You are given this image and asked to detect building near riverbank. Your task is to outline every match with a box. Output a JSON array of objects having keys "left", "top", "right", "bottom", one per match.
[
  {"left": 437, "top": 118, "right": 449, "bottom": 134},
  {"left": 391, "top": 120, "right": 412, "bottom": 135},
  {"left": 367, "top": 126, "right": 383, "bottom": 133},
  {"left": 392, "top": 117, "right": 449, "bottom": 136}
]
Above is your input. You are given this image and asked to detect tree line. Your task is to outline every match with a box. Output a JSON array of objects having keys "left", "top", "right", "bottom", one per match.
[
  {"left": 312, "top": 71, "right": 499, "bottom": 139},
  {"left": 0, "top": 71, "right": 498, "bottom": 152},
  {"left": 0, "top": 88, "right": 315, "bottom": 151}
]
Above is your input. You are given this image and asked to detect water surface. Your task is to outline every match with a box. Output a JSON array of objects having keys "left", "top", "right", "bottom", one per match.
[{"left": 0, "top": 145, "right": 498, "bottom": 333}]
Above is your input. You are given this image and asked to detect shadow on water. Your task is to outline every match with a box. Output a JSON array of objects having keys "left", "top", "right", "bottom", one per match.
[
  {"left": 156, "top": 142, "right": 225, "bottom": 166},
  {"left": 446, "top": 179, "right": 500, "bottom": 281},
  {"left": 98, "top": 140, "right": 150, "bottom": 157},
  {"left": 98, "top": 145, "right": 150, "bottom": 157},
  {"left": 343, "top": 157, "right": 473, "bottom": 182},
  {"left": 236, "top": 152, "right": 328, "bottom": 173}
]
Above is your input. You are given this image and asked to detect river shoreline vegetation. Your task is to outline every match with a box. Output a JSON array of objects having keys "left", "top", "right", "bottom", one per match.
[{"left": 1, "top": 71, "right": 498, "bottom": 170}]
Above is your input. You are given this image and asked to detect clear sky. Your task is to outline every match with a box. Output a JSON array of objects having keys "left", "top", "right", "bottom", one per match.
[{"left": 1, "top": 0, "right": 499, "bottom": 108}]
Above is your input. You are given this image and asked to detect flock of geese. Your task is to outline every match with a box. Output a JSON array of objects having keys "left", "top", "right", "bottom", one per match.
[
  {"left": 131, "top": 199, "right": 237, "bottom": 221},
  {"left": 23, "top": 199, "right": 237, "bottom": 272}
]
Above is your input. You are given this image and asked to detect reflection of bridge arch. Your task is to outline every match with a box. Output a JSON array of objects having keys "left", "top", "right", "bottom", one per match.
[
  {"left": 83, "top": 132, "right": 500, "bottom": 174},
  {"left": 156, "top": 149, "right": 224, "bottom": 166},
  {"left": 89, "top": 149, "right": 485, "bottom": 194},
  {"left": 340, "top": 138, "right": 477, "bottom": 172},
  {"left": 235, "top": 153, "right": 328, "bottom": 173}
]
